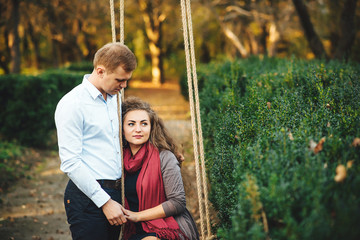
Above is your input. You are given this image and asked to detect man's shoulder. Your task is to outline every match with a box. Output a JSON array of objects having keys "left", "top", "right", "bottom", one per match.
[
  {"left": 56, "top": 84, "right": 87, "bottom": 113},
  {"left": 58, "top": 83, "right": 86, "bottom": 104}
]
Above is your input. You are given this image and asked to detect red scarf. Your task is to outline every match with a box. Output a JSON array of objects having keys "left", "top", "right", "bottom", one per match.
[{"left": 123, "top": 142, "right": 187, "bottom": 240}]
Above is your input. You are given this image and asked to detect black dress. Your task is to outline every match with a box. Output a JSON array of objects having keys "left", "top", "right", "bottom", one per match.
[{"left": 125, "top": 169, "right": 159, "bottom": 240}]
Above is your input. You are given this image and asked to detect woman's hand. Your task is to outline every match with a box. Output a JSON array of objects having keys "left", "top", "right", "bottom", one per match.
[
  {"left": 124, "top": 205, "right": 166, "bottom": 222},
  {"left": 124, "top": 209, "right": 141, "bottom": 222}
]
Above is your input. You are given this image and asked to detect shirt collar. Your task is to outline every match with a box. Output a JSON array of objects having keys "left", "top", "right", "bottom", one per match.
[{"left": 83, "top": 74, "right": 115, "bottom": 100}]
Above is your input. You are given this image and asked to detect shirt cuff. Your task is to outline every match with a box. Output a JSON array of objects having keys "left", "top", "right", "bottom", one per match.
[{"left": 91, "top": 189, "right": 111, "bottom": 208}]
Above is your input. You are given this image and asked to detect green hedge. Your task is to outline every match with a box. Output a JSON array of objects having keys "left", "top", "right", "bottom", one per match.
[
  {"left": 0, "top": 70, "right": 83, "bottom": 148},
  {"left": 0, "top": 141, "right": 32, "bottom": 193},
  {"left": 181, "top": 57, "right": 360, "bottom": 239}
]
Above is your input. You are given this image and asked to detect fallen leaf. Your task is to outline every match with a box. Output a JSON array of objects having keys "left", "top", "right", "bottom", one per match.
[
  {"left": 267, "top": 102, "right": 271, "bottom": 109},
  {"left": 347, "top": 160, "right": 354, "bottom": 168},
  {"left": 288, "top": 131, "right": 294, "bottom": 141},
  {"left": 334, "top": 164, "right": 346, "bottom": 182},
  {"left": 314, "top": 137, "right": 326, "bottom": 154},
  {"left": 309, "top": 139, "right": 317, "bottom": 152},
  {"left": 352, "top": 138, "right": 360, "bottom": 147}
]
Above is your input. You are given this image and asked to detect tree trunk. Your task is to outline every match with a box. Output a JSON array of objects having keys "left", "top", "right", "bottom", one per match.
[
  {"left": 27, "top": 22, "right": 41, "bottom": 69},
  {"left": 247, "top": 29, "right": 259, "bottom": 55},
  {"left": 0, "top": 28, "right": 11, "bottom": 74},
  {"left": 51, "top": 39, "right": 60, "bottom": 68},
  {"left": 138, "top": 0, "right": 164, "bottom": 86},
  {"left": 206, "top": 1, "right": 248, "bottom": 58},
  {"left": 334, "top": 0, "right": 358, "bottom": 60},
  {"left": 268, "top": 22, "right": 280, "bottom": 57},
  {"left": 221, "top": 23, "right": 248, "bottom": 58},
  {"left": 149, "top": 41, "right": 163, "bottom": 86},
  {"left": 10, "top": 0, "right": 21, "bottom": 73},
  {"left": 292, "top": 0, "right": 328, "bottom": 59}
]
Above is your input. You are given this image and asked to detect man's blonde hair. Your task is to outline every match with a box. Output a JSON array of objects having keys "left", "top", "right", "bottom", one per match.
[{"left": 93, "top": 42, "right": 137, "bottom": 73}]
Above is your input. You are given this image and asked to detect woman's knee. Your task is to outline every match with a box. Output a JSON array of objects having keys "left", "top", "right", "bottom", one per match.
[{"left": 141, "top": 237, "right": 159, "bottom": 240}]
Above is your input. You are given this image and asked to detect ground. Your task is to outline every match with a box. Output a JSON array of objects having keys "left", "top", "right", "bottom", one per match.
[{"left": 0, "top": 82, "right": 213, "bottom": 240}]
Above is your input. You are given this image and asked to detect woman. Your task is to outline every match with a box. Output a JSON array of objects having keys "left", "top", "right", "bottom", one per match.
[{"left": 122, "top": 97, "right": 199, "bottom": 240}]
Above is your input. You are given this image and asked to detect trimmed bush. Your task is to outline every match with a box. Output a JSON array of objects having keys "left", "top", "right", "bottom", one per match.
[
  {"left": 0, "top": 70, "right": 83, "bottom": 148},
  {"left": 180, "top": 57, "right": 360, "bottom": 239},
  {"left": 66, "top": 61, "right": 93, "bottom": 72}
]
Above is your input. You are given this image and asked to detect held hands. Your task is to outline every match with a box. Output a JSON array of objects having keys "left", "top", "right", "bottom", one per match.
[
  {"left": 124, "top": 205, "right": 166, "bottom": 223},
  {"left": 124, "top": 209, "right": 141, "bottom": 222},
  {"left": 102, "top": 199, "right": 127, "bottom": 226}
]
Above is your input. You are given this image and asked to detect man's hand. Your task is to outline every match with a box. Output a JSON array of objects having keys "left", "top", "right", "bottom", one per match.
[{"left": 101, "top": 199, "right": 127, "bottom": 226}]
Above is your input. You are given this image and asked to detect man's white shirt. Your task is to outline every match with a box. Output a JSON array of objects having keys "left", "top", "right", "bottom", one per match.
[{"left": 55, "top": 74, "right": 122, "bottom": 207}]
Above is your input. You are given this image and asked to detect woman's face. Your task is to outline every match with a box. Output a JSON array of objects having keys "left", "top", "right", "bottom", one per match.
[{"left": 123, "top": 110, "right": 151, "bottom": 154}]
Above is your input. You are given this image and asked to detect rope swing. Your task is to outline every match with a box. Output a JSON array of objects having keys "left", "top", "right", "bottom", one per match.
[
  {"left": 180, "top": 0, "right": 214, "bottom": 239},
  {"left": 109, "top": 0, "right": 214, "bottom": 239},
  {"left": 109, "top": 1, "right": 125, "bottom": 238}
]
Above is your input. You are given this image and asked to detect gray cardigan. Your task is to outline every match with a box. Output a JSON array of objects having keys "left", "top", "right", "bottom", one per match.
[{"left": 160, "top": 150, "right": 200, "bottom": 240}]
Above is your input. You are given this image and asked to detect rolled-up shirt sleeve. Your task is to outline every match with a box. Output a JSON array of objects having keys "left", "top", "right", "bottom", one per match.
[
  {"left": 55, "top": 93, "right": 110, "bottom": 208},
  {"left": 160, "top": 151, "right": 186, "bottom": 217}
]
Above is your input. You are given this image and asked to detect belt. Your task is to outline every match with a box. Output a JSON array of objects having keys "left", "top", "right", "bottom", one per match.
[{"left": 97, "top": 179, "right": 122, "bottom": 190}]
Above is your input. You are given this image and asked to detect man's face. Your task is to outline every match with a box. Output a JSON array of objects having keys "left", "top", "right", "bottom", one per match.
[{"left": 98, "top": 65, "right": 132, "bottom": 96}]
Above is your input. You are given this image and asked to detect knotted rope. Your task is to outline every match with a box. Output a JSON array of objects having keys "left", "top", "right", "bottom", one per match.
[
  {"left": 110, "top": 0, "right": 213, "bottom": 239},
  {"left": 109, "top": 0, "right": 125, "bottom": 238},
  {"left": 180, "top": 0, "right": 214, "bottom": 239}
]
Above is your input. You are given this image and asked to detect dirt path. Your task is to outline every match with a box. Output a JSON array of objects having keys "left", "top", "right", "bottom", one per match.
[{"left": 0, "top": 83, "right": 201, "bottom": 240}]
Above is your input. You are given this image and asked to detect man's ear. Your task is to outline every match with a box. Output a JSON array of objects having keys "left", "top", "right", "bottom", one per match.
[{"left": 96, "top": 66, "right": 105, "bottom": 76}]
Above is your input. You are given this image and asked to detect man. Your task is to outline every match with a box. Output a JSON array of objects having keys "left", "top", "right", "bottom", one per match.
[{"left": 55, "top": 42, "right": 137, "bottom": 240}]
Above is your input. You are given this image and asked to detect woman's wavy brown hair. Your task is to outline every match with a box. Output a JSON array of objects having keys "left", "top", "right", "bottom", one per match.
[{"left": 122, "top": 96, "right": 182, "bottom": 163}]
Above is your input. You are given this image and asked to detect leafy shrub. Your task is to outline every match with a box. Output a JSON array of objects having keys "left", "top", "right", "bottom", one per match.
[
  {"left": 0, "top": 70, "right": 83, "bottom": 147},
  {"left": 180, "top": 57, "right": 360, "bottom": 239},
  {"left": 0, "top": 141, "right": 35, "bottom": 192},
  {"left": 66, "top": 61, "right": 93, "bottom": 72}
]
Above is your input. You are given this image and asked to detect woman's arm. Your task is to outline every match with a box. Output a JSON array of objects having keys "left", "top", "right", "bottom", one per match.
[
  {"left": 125, "top": 205, "right": 166, "bottom": 222},
  {"left": 160, "top": 150, "right": 186, "bottom": 216},
  {"left": 124, "top": 150, "right": 186, "bottom": 222}
]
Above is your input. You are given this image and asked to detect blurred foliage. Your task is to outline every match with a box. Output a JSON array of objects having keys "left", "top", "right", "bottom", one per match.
[
  {"left": 1, "top": 0, "right": 359, "bottom": 76},
  {"left": 0, "top": 141, "right": 42, "bottom": 194},
  {"left": 0, "top": 66, "right": 84, "bottom": 148},
  {"left": 65, "top": 61, "right": 93, "bottom": 72},
  {"left": 180, "top": 57, "right": 360, "bottom": 239}
]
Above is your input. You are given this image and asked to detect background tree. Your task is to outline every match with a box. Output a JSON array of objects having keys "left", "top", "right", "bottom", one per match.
[
  {"left": 0, "top": 0, "right": 11, "bottom": 74},
  {"left": 205, "top": 0, "right": 297, "bottom": 58},
  {"left": 10, "top": 0, "right": 21, "bottom": 73},
  {"left": 293, "top": 0, "right": 359, "bottom": 60},
  {"left": 0, "top": 0, "right": 359, "bottom": 75},
  {"left": 137, "top": 0, "right": 166, "bottom": 85}
]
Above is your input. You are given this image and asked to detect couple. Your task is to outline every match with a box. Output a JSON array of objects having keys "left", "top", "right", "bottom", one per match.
[{"left": 55, "top": 43, "right": 199, "bottom": 240}]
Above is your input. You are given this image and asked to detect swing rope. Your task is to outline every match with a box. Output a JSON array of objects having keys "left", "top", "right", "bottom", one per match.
[
  {"left": 180, "top": 0, "right": 214, "bottom": 239},
  {"left": 110, "top": 0, "right": 213, "bottom": 239},
  {"left": 119, "top": 0, "right": 125, "bottom": 45},
  {"left": 110, "top": 1, "right": 125, "bottom": 238},
  {"left": 109, "top": 0, "right": 116, "bottom": 43}
]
